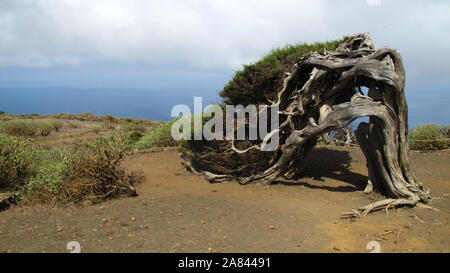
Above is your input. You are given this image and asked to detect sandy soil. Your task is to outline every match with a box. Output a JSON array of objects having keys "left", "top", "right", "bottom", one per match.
[{"left": 0, "top": 146, "right": 449, "bottom": 253}]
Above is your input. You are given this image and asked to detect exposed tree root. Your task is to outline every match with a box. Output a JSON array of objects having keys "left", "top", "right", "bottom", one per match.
[{"left": 341, "top": 197, "right": 419, "bottom": 218}]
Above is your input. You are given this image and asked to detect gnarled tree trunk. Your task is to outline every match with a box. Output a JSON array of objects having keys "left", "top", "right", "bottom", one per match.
[{"left": 181, "top": 33, "right": 431, "bottom": 217}]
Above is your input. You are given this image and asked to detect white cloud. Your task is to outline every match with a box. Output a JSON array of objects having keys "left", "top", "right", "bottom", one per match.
[
  {"left": 366, "top": 0, "right": 381, "bottom": 6},
  {"left": 0, "top": 0, "right": 449, "bottom": 83}
]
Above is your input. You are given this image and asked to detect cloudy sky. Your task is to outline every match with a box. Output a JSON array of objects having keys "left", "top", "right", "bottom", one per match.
[{"left": 0, "top": 0, "right": 449, "bottom": 122}]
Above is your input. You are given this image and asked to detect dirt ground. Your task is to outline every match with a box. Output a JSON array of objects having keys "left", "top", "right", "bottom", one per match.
[{"left": 0, "top": 146, "right": 448, "bottom": 253}]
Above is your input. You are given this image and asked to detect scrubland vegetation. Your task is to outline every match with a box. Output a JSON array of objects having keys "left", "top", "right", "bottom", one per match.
[
  {"left": 0, "top": 113, "right": 151, "bottom": 206},
  {"left": 0, "top": 113, "right": 448, "bottom": 207}
]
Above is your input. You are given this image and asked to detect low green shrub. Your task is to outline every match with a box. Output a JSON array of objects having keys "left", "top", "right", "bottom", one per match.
[
  {"left": 51, "top": 120, "right": 63, "bottom": 131},
  {"left": 0, "top": 120, "right": 39, "bottom": 137},
  {"left": 135, "top": 119, "right": 178, "bottom": 149},
  {"left": 409, "top": 124, "right": 449, "bottom": 150},
  {"left": 0, "top": 134, "right": 35, "bottom": 189},
  {"left": 0, "top": 120, "right": 62, "bottom": 137},
  {"left": 126, "top": 131, "right": 144, "bottom": 144},
  {"left": 121, "top": 122, "right": 146, "bottom": 133},
  {"left": 102, "top": 121, "right": 117, "bottom": 130},
  {"left": 39, "top": 122, "right": 54, "bottom": 136},
  {"left": 0, "top": 133, "right": 139, "bottom": 204},
  {"left": 68, "top": 121, "right": 80, "bottom": 128},
  {"left": 23, "top": 156, "right": 68, "bottom": 202},
  {"left": 105, "top": 114, "right": 116, "bottom": 123}
]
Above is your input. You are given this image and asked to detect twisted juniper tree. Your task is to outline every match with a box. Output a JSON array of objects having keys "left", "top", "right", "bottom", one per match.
[{"left": 180, "top": 33, "right": 431, "bottom": 217}]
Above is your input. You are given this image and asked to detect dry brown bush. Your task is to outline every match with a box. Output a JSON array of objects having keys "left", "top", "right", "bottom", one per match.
[{"left": 60, "top": 137, "right": 141, "bottom": 203}]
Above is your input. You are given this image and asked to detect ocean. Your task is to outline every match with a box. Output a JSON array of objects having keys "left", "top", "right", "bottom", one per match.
[
  {"left": 0, "top": 85, "right": 448, "bottom": 128},
  {"left": 0, "top": 85, "right": 222, "bottom": 122}
]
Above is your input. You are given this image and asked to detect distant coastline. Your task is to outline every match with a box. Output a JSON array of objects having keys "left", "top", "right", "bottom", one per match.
[
  {"left": 0, "top": 85, "right": 448, "bottom": 128},
  {"left": 0, "top": 85, "right": 221, "bottom": 122}
]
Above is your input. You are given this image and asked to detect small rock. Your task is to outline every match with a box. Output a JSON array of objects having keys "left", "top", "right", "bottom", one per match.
[
  {"left": 178, "top": 213, "right": 183, "bottom": 216},
  {"left": 130, "top": 217, "right": 136, "bottom": 221},
  {"left": 268, "top": 225, "right": 276, "bottom": 230},
  {"left": 332, "top": 246, "right": 341, "bottom": 251},
  {"left": 102, "top": 218, "right": 108, "bottom": 223}
]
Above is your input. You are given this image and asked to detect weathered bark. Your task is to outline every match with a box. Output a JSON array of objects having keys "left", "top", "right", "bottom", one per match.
[{"left": 181, "top": 33, "right": 431, "bottom": 217}]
